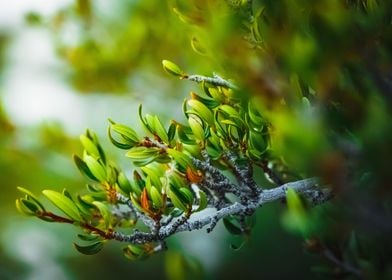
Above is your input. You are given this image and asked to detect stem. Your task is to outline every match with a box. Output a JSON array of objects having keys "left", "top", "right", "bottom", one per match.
[{"left": 184, "top": 73, "right": 238, "bottom": 89}]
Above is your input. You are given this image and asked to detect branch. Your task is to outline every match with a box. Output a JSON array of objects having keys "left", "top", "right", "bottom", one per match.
[
  {"left": 106, "top": 177, "right": 325, "bottom": 244},
  {"left": 184, "top": 73, "right": 238, "bottom": 89},
  {"left": 177, "top": 177, "right": 321, "bottom": 233},
  {"left": 223, "top": 150, "right": 262, "bottom": 194}
]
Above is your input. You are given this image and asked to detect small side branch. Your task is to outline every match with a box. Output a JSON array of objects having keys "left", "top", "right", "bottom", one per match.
[
  {"left": 116, "top": 192, "right": 156, "bottom": 229},
  {"left": 184, "top": 73, "right": 238, "bottom": 89},
  {"left": 223, "top": 151, "right": 262, "bottom": 194}
]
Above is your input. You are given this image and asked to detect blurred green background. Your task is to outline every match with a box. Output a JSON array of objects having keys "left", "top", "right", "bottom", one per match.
[{"left": 1, "top": 0, "right": 391, "bottom": 279}]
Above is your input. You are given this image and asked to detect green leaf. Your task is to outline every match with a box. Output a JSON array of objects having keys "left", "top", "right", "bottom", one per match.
[
  {"left": 179, "top": 188, "right": 194, "bottom": 205},
  {"left": 230, "top": 239, "right": 247, "bottom": 251},
  {"left": 286, "top": 188, "right": 305, "bottom": 214},
  {"left": 130, "top": 194, "right": 145, "bottom": 213},
  {"left": 83, "top": 155, "right": 107, "bottom": 182},
  {"left": 246, "top": 148, "right": 263, "bottom": 161},
  {"left": 108, "top": 122, "right": 139, "bottom": 149},
  {"left": 214, "top": 111, "right": 228, "bottom": 139},
  {"left": 80, "top": 134, "right": 100, "bottom": 157},
  {"left": 132, "top": 171, "right": 144, "bottom": 194},
  {"left": 75, "top": 195, "right": 94, "bottom": 217},
  {"left": 247, "top": 101, "right": 263, "bottom": 126},
  {"left": 77, "top": 234, "right": 101, "bottom": 242},
  {"left": 42, "top": 190, "right": 82, "bottom": 221},
  {"left": 190, "top": 92, "right": 219, "bottom": 109},
  {"left": 123, "top": 244, "right": 146, "bottom": 260},
  {"left": 176, "top": 124, "right": 195, "bottom": 145},
  {"left": 162, "top": 60, "right": 184, "bottom": 77},
  {"left": 168, "top": 171, "right": 187, "bottom": 190},
  {"left": 126, "top": 147, "right": 159, "bottom": 161},
  {"left": 150, "top": 186, "right": 163, "bottom": 209},
  {"left": 248, "top": 130, "right": 267, "bottom": 156},
  {"left": 155, "top": 154, "right": 172, "bottom": 164},
  {"left": 221, "top": 119, "right": 239, "bottom": 127},
  {"left": 117, "top": 172, "right": 132, "bottom": 194},
  {"left": 144, "top": 114, "right": 156, "bottom": 134},
  {"left": 187, "top": 99, "right": 214, "bottom": 125},
  {"left": 108, "top": 129, "right": 133, "bottom": 149},
  {"left": 195, "top": 190, "right": 208, "bottom": 212},
  {"left": 16, "top": 198, "right": 39, "bottom": 216},
  {"left": 73, "top": 241, "right": 104, "bottom": 255},
  {"left": 167, "top": 121, "right": 177, "bottom": 143},
  {"left": 167, "top": 148, "right": 193, "bottom": 169},
  {"left": 219, "top": 104, "right": 240, "bottom": 118},
  {"left": 138, "top": 104, "right": 150, "bottom": 132},
  {"left": 182, "top": 143, "right": 201, "bottom": 158},
  {"left": 111, "top": 123, "right": 139, "bottom": 143},
  {"left": 190, "top": 36, "right": 208, "bottom": 56},
  {"left": 188, "top": 115, "right": 206, "bottom": 141},
  {"left": 16, "top": 187, "right": 45, "bottom": 211},
  {"left": 153, "top": 115, "right": 169, "bottom": 143},
  {"left": 73, "top": 155, "right": 99, "bottom": 181},
  {"left": 169, "top": 186, "right": 188, "bottom": 212},
  {"left": 86, "top": 183, "right": 101, "bottom": 193},
  {"left": 208, "top": 87, "right": 225, "bottom": 103},
  {"left": 141, "top": 166, "right": 162, "bottom": 189},
  {"left": 302, "top": 97, "right": 311, "bottom": 108},
  {"left": 223, "top": 216, "right": 243, "bottom": 235},
  {"left": 282, "top": 188, "right": 309, "bottom": 236},
  {"left": 206, "top": 145, "right": 222, "bottom": 160},
  {"left": 62, "top": 188, "right": 73, "bottom": 200},
  {"left": 93, "top": 201, "right": 111, "bottom": 228}
]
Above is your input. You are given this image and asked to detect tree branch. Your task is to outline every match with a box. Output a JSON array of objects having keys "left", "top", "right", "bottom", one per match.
[
  {"left": 107, "top": 177, "right": 326, "bottom": 245},
  {"left": 184, "top": 73, "right": 238, "bottom": 89}
]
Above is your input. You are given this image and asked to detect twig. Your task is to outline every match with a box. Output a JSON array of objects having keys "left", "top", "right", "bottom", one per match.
[
  {"left": 116, "top": 192, "right": 156, "bottom": 229},
  {"left": 184, "top": 73, "right": 238, "bottom": 89}
]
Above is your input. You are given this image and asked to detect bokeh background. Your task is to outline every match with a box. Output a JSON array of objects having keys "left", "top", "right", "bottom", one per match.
[{"left": 1, "top": 0, "right": 392, "bottom": 279}]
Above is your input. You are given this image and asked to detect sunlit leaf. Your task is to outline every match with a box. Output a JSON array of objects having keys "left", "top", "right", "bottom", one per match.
[
  {"left": 108, "top": 121, "right": 139, "bottom": 149},
  {"left": 83, "top": 154, "right": 107, "bottom": 182},
  {"left": 93, "top": 201, "right": 111, "bottom": 228},
  {"left": 126, "top": 147, "right": 160, "bottom": 165},
  {"left": 187, "top": 99, "right": 214, "bottom": 126},
  {"left": 73, "top": 155, "right": 99, "bottom": 181},
  {"left": 117, "top": 172, "right": 132, "bottom": 194},
  {"left": 16, "top": 187, "right": 45, "bottom": 211},
  {"left": 188, "top": 115, "right": 206, "bottom": 141},
  {"left": 167, "top": 148, "right": 193, "bottom": 169},
  {"left": 42, "top": 190, "right": 82, "bottom": 221},
  {"left": 80, "top": 134, "right": 100, "bottom": 157},
  {"left": 162, "top": 60, "right": 184, "bottom": 77},
  {"left": 153, "top": 115, "right": 169, "bottom": 143},
  {"left": 150, "top": 186, "right": 163, "bottom": 209},
  {"left": 16, "top": 199, "right": 39, "bottom": 216}
]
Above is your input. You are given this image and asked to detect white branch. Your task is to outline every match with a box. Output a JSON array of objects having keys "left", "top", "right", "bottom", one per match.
[
  {"left": 110, "top": 177, "right": 326, "bottom": 245},
  {"left": 185, "top": 73, "right": 238, "bottom": 89},
  {"left": 175, "top": 177, "right": 320, "bottom": 233}
]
